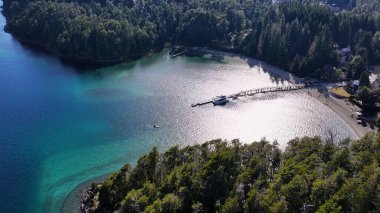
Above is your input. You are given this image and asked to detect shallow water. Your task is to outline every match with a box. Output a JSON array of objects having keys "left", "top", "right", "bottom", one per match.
[{"left": 0, "top": 4, "right": 356, "bottom": 212}]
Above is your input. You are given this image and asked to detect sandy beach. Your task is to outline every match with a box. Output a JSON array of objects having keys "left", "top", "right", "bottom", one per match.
[{"left": 303, "top": 87, "right": 372, "bottom": 138}]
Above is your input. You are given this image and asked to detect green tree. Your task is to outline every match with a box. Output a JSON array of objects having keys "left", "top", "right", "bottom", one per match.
[
  {"left": 307, "top": 27, "right": 337, "bottom": 72},
  {"left": 375, "top": 117, "right": 380, "bottom": 129},
  {"left": 350, "top": 56, "right": 367, "bottom": 79},
  {"left": 281, "top": 175, "right": 309, "bottom": 211},
  {"left": 358, "top": 86, "right": 376, "bottom": 110},
  {"left": 359, "top": 71, "right": 370, "bottom": 88},
  {"left": 354, "top": 30, "right": 373, "bottom": 62},
  {"left": 161, "top": 193, "right": 182, "bottom": 213},
  {"left": 373, "top": 32, "right": 380, "bottom": 62},
  {"left": 222, "top": 196, "right": 240, "bottom": 213}
]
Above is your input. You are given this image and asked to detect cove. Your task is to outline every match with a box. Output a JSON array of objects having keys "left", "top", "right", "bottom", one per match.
[{"left": 0, "top": 3, "right": 356, "bottom": 213}]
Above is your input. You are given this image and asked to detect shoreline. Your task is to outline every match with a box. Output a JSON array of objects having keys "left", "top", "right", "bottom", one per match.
[
  {"left": 302, "top": 87, "right": 372, "bottom": 138},
  {"left": 3, "top": 28, "right": 153, "bottom": 67},
  {"left": 191, "top": 47, "right": 303, "bottom": 84}
]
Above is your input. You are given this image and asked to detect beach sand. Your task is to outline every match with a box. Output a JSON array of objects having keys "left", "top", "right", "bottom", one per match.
[{"left": 303, "top": 87, "right": 372, "bottom": 138}]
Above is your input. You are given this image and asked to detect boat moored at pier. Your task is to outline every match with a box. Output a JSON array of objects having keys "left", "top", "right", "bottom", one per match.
[{"left": 212, "top": 96, "right": 229, "bottom": 105}]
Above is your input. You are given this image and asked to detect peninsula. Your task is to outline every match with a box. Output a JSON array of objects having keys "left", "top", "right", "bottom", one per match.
[{"left": 79, "top": 133, "right": 380, "bottom": 213}]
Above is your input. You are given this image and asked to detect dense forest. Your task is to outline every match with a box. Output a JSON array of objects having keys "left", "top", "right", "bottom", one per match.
[
  {"left": 2, "top": 0, "right": 380, "bottom": 77},
  {"left": 81, "top": 133, "right": 380, "bottom": 213}
]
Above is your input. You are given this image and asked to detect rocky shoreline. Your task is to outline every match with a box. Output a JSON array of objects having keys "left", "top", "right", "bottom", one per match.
[
  {"left": 60, "top": 175, "right": 107, "bottom": 213},
  {"left": 80, "top": 185, "right": 98, "bottom": 213}
]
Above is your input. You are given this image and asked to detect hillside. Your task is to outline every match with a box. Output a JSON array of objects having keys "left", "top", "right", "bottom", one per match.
[
  {"left": 2, "top": 0, "right": 380, "bottom": 77},
  {"left": 82, "top": 133, "right": 380, "bottom": 212}
]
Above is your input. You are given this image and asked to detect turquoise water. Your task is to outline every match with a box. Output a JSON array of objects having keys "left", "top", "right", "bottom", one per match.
[{"left": 0, "top": 4, "right": 356, "bottom": 213}]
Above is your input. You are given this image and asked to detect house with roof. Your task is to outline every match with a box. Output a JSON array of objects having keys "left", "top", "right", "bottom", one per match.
[{"left": 346, "top": 80, "right": 360, "bottom": 93}]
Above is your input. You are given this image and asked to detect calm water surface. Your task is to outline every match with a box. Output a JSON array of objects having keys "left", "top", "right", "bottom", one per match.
[{"left": 0, "top": 4, "right": 356, "bottom": 212}]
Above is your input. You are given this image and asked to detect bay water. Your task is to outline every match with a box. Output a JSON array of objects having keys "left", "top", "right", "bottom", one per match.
[{"left": 0, "top": 4, "right": 356, "bottom": 212}]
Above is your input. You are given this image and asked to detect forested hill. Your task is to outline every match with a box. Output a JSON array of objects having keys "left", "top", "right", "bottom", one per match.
[
  {"left": 2, "top": 0, "right": 380, "bottom": 75},
  {"left": 82, "top": 133, "right": 380, "bottom": 213}
]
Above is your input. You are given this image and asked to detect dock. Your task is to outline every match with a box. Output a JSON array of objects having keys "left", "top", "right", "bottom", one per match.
[
  {"left": 191, "top": 101, "right": 212, "bottom": 107},
  {"left": 171, "top": 51, "right": 187, "bottom": 58},
  {"left": 191, "top": 84, "right": 305, "bottom": 107}
]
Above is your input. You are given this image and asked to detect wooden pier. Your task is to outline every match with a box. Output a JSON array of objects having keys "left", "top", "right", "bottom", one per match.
[
  {"left": 191, "top": 84, "right": 305, "bottom": 107},
  {"left": 191, "top": 101, "right": 212, "bottom": 107},
  {"left": 171, "top": 51, "right": 187, "bottom": 58}
]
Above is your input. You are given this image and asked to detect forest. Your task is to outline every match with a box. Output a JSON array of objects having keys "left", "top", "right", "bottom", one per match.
[
  {"left": 2, "top": 0, "right": 380, "bottom": 78},
  {"left": 81, "top": 132, "right": 380, "bottom": 213}
]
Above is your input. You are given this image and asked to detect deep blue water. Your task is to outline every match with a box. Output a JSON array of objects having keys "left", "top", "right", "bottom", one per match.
[{"left": 0, "top": 3, "right": 356, "bottom": 212}]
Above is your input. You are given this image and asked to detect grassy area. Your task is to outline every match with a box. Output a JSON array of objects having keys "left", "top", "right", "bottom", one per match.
[{"left": 330, "top": 87, "right": 350, "bottom": 98}]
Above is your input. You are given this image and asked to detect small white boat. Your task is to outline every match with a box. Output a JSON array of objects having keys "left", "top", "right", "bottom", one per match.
[
  {"left": 212, "top": 95, "right": 228, "bottom": 105},
  {"left": 153, "top": 124, "right": 160, "bottom": 128}
]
